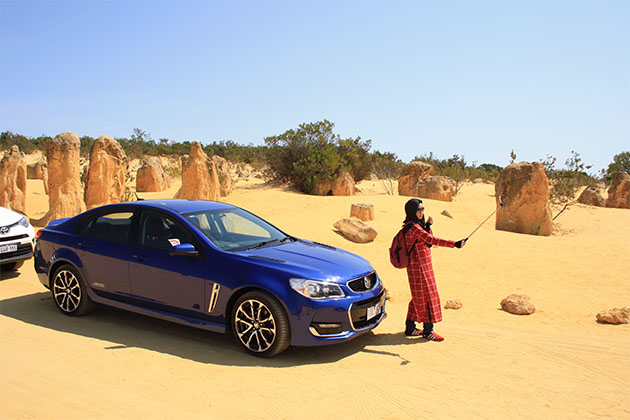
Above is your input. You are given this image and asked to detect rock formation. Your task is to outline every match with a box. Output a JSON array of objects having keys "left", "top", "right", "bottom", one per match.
[
  {"left": 605, "top": 172, "right": 630, "bottom": 209},
  {"left": 26, "top": 158, "right": 49, "bottom": 194},
  {"left": 577, "top": 185, "right": 605, "bottom": 207},
  {"left": 495, "top": 162, "right": 553, "bottom": 236},
  {"left": 174, "top": 142, "right": 220, "bottom": 201},
  {"left": 136, "top": 157, "right": 170, "bottom": 192},
  {"left": 416, "top": 176, "right": 455, "bottom": 202},
  {"left": 596, "top": 307, "right": 630, "bottom": 324},
  {"left": 333, "top": 217, "right": 377, "bottom": 243},
  {"left": 212, "top": 155, "right": 232, "bottom": 197},
  {"left": 444, "top": 299, "right": 463, "bottom": 309},
  {"left": 500, "top": 294, "right": 535, "bottom": 315},
  {"left": 84, "top": 135, "right": 128, "bottom": 210},
  {"left": 34, "top": 132, "right": 85, "bottom": 226},
  {"left": 0, "top": 145, "right": 27, "bottom": 213},
  {"left": 350, "top": 203, "right": 374, "bottom": 221},
  {"left": 314, "top": 171, "right": 356, "bottom": 196},
  {"left": 398, "top": 161, "right": 434, "bottom": 196}
]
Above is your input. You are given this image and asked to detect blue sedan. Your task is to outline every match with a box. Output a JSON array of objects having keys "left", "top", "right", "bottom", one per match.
[{"left": 34, "top": 200, "right": 386, "bottom": 357}]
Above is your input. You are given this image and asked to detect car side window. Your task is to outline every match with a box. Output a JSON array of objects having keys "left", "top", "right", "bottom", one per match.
[
  {"left": 83, "top": 212, "right": 134, "bottom": 243},
  {"left": 140, "top": 212, "right": 195, "bottom": 252}
]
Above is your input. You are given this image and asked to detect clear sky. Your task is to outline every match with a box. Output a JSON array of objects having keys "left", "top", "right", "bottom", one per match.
[{"left": 1, "top": 0, "right": 628, "bottom": 175}]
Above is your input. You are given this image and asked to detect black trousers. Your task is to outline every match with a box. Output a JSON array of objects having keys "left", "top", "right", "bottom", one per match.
[{"left": 406, "top": 303, "right": 434, "bottom": 333}]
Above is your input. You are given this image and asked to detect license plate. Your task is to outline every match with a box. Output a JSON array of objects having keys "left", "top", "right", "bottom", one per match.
[
  {"left": 0, "top": 243, "right": 18, "bottom": 254},
  {"left": 366, "top": 302, "right": 382, "bottom": 320}
]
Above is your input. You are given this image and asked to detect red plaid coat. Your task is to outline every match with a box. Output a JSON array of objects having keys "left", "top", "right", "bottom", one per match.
[{"left": 405, "top": 223, "right": 455, "bottom": 324}]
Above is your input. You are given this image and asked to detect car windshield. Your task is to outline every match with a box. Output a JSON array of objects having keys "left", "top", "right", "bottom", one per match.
[{"left": 183, "top": 208, "right": 291, "bottom": 252}]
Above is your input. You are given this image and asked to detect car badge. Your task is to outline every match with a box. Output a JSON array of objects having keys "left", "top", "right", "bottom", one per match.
[
  {"left": 363, "top": 277, "right": 372, "bottom": 289},
  {"left": 0, "top": 226, "right": 8, "bottom": 234}
]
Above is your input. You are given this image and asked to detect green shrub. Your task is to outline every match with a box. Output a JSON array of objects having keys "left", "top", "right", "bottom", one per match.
[{"left": 264, "top": 120, "right": 373, "bottom": 194}]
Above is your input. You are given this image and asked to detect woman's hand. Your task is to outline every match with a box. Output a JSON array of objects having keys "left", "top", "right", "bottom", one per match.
[{"left": 427, "top": 216, "right": 434, "bottom": 225}]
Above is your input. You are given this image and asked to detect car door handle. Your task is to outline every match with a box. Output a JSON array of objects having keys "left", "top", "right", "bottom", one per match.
[
  {"left": 77, "top": 241, "right": 90, "bottom": 249},
  {"left": 132, "top": 254, "right": 147, "bottom": 261}
]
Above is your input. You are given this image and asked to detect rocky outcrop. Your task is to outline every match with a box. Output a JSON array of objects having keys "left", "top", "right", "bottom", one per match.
[
  {"left": 333, "top": 217, "right": 377, "bottom": 243},
  {"left": 84, "top": 135, "right": 128, "bottom": 210},
  {"left": 605, "top": 172, "right": 630, "bottom": 209},
  {"left": 495, "top": 162, "right": 553, "bottom": 236},
  {"left": 0, "top": 145, "right": 27, "bottom": 213},
  {"left": 174, "top": 142, "right": 220, "bottom": 201},
  {"left": 416, "top": 176, "right": 455, "bottom": 202},
  {"left": 398, "top": 161, "right": 434, "bottom": 196},
  {"left": 314, "top": 171, "right": 356, "bottom": 196},
  {"left": 26, "top": 158, "right": 49, "bottom": 195},
  {"left": 576, "top": 185, "right": 604, "bottom": 207},
  {"left": 500, "top": 294, "right": 535, "bottom": 315},
  {"left": 444, "top": 299, "right": 463, "bottom": 310},
  {"left": 136, "top": 157, "right": 169, "bottom": 192},
  {"left": 596, "top": 307, "right": 630, "bottom": 324},
  {"left": 212, "top": 155, "right": 232, "bottom": 197},
  {"left": 34, "top": 132, "right": 85, "bottom": 226},
  {"left": 350, "top": 203, "right": 374, "bottom": 221}
]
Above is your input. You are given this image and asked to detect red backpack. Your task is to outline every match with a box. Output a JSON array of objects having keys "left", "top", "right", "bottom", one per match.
[{"left": 389, "top": 222, "right": 418, "bottom": 269}]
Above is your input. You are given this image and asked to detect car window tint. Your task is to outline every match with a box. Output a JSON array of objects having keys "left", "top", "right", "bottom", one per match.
[
  {"left": 219, "top": 212, "right": 271, "bottom": 238},
  {"left": 140, "top": 213, "right": 195, "bottom": 251},
  {"left": 90, "top": 212, "right": 134, "bottom": 243}
]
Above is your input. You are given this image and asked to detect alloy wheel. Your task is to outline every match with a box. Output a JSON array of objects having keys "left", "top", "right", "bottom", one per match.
[
  {"left": 53, "top": 269, "right": 82, "bottom": 313},
  {"left": 234, "top": 299, "right": 277, "bottom": 353}
]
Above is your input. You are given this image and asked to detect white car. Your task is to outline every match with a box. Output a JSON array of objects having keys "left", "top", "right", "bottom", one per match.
[{"left": 0, "top": 206, "right": 35, "bottom": 271}]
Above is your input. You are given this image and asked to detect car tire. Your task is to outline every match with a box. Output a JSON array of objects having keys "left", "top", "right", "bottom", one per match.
[
  {"left": 1, "top": 261, "right": 24, "bottom": 271},
  {"left": 232, "top": 291, "right": 290, "bottom": 357},
  {"left": 51, "top": 264, "right": 94, "bottom": 316}
]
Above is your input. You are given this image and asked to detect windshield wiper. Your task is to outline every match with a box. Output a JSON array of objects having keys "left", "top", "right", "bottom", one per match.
[{"left": 247, "top": 238, "right": 279, "bottom": 250}]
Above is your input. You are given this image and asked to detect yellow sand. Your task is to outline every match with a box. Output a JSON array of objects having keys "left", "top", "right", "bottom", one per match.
[{"left": 1, "top": 177, "right": 628, "bottom": 420}]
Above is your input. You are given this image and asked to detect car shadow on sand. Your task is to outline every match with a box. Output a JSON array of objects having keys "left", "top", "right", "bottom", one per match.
[{"left": 0, "top": 291, "right": 422, "bottom": 367}]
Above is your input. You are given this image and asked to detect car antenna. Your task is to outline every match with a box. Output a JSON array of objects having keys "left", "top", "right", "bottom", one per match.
[{"left": 134, "top": 192, "right": 144, "bottom": 201}]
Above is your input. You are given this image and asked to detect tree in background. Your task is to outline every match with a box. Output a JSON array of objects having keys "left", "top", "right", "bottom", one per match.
[
  {"left": 372, "top": 151, "right": 405, "bottom": 195},
  {"left": 602, "top": 151, "right": 630, "bottom": 183},
  {"left": 542, "top": 150, "right": 596, "bottom": 220},
  {"left": 264, "top": 120, "right": 372, "bottom": 194}
]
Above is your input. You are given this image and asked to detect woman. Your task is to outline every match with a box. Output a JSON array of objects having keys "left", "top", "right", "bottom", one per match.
[{"left": 403, "top": 198, "right": 466, "bottom": 341}]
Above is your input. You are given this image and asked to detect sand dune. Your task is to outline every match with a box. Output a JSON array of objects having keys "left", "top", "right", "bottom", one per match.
[{"left": 1, "top": 177, "right": 628, "bottom": 420}]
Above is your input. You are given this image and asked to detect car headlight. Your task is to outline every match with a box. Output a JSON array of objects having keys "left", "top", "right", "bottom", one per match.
[
  {"left": 289, "top": 278, "right": 345, "bottom": 299},
  {"left": 18, "top": 216, "right": 30, "bottom": 228}
]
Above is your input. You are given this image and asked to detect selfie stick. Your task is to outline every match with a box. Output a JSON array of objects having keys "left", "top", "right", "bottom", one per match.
[{"left": 466, "top": 195, "right": 503, "bottom": 240}]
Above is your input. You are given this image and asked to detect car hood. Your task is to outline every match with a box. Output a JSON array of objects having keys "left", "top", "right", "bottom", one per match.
[
  {"left": 242, "top": 239, "right": 373, "bottom": 282},
  {"left": 0, "top": 206, "right": 25, "bottom": 225}
]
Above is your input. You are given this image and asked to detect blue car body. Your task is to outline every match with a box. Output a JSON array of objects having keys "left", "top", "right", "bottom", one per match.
[{"left": 34, "top": 200, "right": 386, "bottom": 355}]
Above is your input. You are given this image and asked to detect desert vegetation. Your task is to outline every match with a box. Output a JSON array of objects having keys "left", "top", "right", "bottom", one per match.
[{"left": 2, "top": 127, "right": 628, "bottom": 198}]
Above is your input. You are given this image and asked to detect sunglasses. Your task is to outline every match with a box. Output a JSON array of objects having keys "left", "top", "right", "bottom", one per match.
[{"left": 417, "top": 207, "right": 425, "bottom": 211}]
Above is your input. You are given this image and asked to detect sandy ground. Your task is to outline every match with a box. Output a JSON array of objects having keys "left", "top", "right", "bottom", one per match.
[{"left": 1, "top": 176, "right": 629, "bottom": 420}]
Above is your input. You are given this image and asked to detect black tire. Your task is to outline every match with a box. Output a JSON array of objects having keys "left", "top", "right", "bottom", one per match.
[
  {"left": 232, "top": 291, "right": 290, "bottom": 357},
  {"left": 51, "top": 264, "right": 94, "bottom": 316},
  {"left": 1, "top": 261, "right": 24, "bottom": 271}
]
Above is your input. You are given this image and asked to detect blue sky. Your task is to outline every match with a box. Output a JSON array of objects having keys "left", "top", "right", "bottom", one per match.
[{"left": 1, "top": 0, "right": 628, "bottom": 175}]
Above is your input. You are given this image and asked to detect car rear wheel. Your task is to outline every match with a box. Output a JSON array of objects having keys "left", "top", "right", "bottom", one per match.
[
  {"left": 232, "top": 291, "right": 290, "bottom": 357},
  {"left": 52, "top": 264, "right": 94, "bottom": 316}
]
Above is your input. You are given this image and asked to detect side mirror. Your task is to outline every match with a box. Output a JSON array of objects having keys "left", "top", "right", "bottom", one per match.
[{"left": 169, "top": 243, "right": 199, "bottom": 257}]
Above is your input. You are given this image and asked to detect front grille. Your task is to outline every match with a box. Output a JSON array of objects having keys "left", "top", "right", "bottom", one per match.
[
  {"left": 0, "top": 234, "right": 29, "bottom": 243},
  {"left": 349, "top": 290, "right": 384, "bottom": 330},
  {"left": 0, "top": 243, "right": 33, "bottom": 260},
  {"left": 347, "top": 272, "right": 378, "bottom": 293}
]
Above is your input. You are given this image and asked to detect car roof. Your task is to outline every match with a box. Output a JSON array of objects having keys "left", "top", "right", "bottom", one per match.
[{"left": 109, "top": 199, "right": 237, "bottom": 214}]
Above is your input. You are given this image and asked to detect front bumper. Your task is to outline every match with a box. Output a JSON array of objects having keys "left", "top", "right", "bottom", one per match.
[
  {"left": 289, "top": 288, "right": 387, "bottom": 347},
  {"left": 0, "top": 237, "right": 34, "bottom": 264}
]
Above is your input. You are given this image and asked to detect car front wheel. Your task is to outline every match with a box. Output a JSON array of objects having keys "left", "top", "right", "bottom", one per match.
[
  {"left": 52, "top": 264, "right": 94, "bottom": 316},
  {"left": 232, "top": 291, "right": 290, "bottom": 357}
]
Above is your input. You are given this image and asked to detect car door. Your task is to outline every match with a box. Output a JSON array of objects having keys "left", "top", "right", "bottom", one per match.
[
  {"left": 74, "top": 210, "right": 137, "bottom": 295},
  {"left": 128, "top": 210, "right": 206, "bottom": 315}
]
